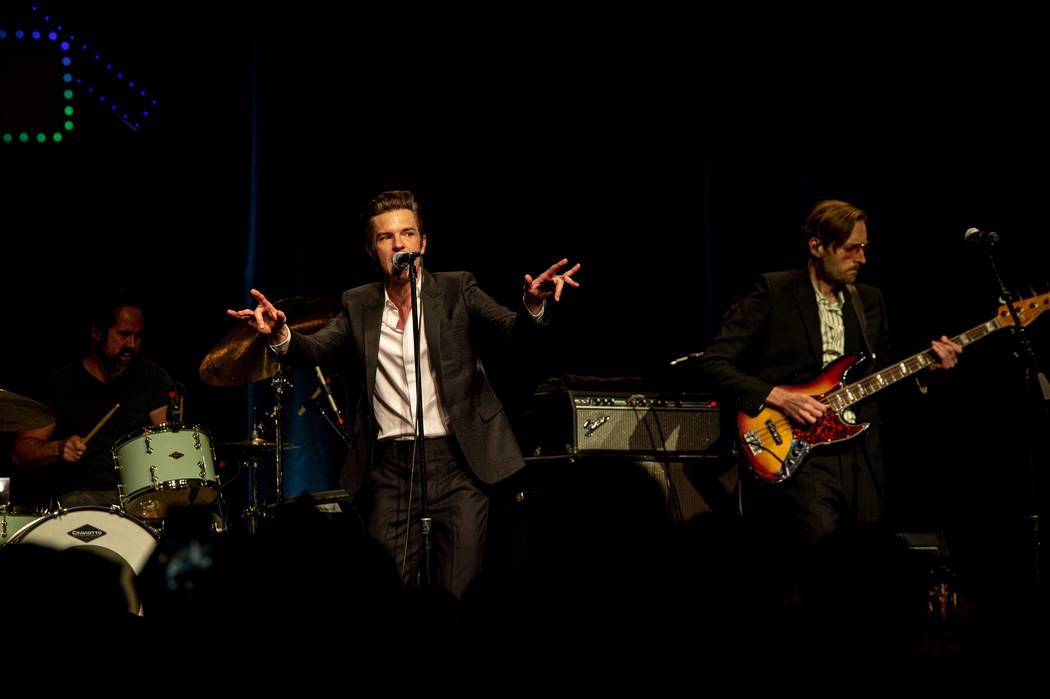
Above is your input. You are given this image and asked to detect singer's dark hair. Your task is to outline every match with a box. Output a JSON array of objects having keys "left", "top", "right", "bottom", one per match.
[
  {"left": 362, "top": 190, "right": 425, "bottom": 249},
  {"left": 803, "top": 199, "right": 867, "bottom": 254}
]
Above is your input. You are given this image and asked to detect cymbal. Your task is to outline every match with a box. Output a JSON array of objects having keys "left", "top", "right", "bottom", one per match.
[
  {"left": 0, "top": 388, "right": 55, "bottom": 432},
  {"left": 215, "top": 438, "right": 300, "bottom": 452},
  {"left": 200, "top": 296, "right": 341, "bottom": 386}
]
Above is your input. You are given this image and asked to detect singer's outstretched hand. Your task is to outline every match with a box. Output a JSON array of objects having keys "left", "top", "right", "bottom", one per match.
[
  {"left": 524, "top": 258, "right": 581, "bottom": 314},
  {"left": 227, "top": 288, "right": 288, "bottom": 343}
]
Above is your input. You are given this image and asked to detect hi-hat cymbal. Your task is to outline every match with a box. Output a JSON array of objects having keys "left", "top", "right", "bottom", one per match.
[
  {"left": 200, "top": 296, "right": 341, "bottom": 386},
  {"left": 0, "top": 388, "right": 55, "bottom": 432},
  {"left": 215, "top": 438, "right": 300, "bottom": 452}
]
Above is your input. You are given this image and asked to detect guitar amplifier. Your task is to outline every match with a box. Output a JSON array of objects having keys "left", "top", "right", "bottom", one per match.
[{"left": 520, "top": 391, "right": 725, "bottom": 458}]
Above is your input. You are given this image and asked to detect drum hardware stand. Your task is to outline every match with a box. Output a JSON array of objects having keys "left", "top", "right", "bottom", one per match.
[
  {"left": 270, "top": 361, "right": 291, "bottom": 504},
  {"left": 243, "top": 463, "right": 263, "bottom": 533},
  {"left": 0, "top": 477, "right": 10, "bottom": 539},
  {"left": 242, "top": 411, "right": 267, "bottom": 534},
  {"left": 240, "top": 363, "right": 292, "bottom": 534}
]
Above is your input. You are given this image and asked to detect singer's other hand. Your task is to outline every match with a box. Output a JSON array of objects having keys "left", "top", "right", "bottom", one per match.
[
  {"left": 524, "top": 258, "right": 581, "bottom": 313},
  {"left": 226, "top": 288, "right": 288, "bottom": 343}
]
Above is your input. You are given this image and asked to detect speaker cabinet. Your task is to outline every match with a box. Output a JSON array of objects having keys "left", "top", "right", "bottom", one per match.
[
  {"left": 637, "top": 460, "right": 739, "bottom": 520},
  {"left": 521, "top": 391, "right": 725, "bottom": 458}
]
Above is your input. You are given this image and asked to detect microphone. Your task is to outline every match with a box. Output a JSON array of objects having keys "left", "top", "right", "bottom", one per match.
[
  {"left": 298, "top": 386, "right": 324, "bottom": 417},
  {"left": 168, "top": 387, "right": 183, "bottom": 430},
  {"left": 964, "top": 227, "right": 1000, "bottom": 245},
  {"left": 392, "top": 250, "right": 422, "bottom": 274},
  {"left": 314, "top": 366, "right": 345, "bottom": 426}
]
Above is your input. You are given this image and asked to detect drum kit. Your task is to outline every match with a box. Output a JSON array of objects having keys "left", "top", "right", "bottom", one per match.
[{"left": 1, "top": 296, "right": 341, "bottom": 583}]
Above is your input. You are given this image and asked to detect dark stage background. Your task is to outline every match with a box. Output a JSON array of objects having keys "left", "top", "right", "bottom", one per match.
[{"left": 3, "top": 4, "right": 1049, "bottom": 588}]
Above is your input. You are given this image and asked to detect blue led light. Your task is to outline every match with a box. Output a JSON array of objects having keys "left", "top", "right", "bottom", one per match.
[{"left": 5, "top": 17, "right": 162, "bottom": 137}]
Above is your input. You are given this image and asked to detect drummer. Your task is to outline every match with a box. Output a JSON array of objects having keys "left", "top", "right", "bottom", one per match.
[{"left": 11, "top": 290, "right": 175, "bottom": 508}]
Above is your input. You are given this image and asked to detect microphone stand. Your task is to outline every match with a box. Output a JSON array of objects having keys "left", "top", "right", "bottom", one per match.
[
  {"left": 977, "top": 239, "right": 1050, "bottom": 584},
  {"left": 408, "top": 260, "right": 434, "bottom": 588},
  {"left": 315, "top": 396, "right": 352, "bottom": 447}
]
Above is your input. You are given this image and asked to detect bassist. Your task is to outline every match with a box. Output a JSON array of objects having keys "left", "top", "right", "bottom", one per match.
[{"left": 696, "top": 200, "right": 961, "bottom": 547}]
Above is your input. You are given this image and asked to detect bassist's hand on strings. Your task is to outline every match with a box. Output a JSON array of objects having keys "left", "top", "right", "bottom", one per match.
[
  {"left": 928, "top": 335, "right": 962, "bottom": 371},
  {"left": 765, "top": 386, "right": 826, "bottom": 425}
]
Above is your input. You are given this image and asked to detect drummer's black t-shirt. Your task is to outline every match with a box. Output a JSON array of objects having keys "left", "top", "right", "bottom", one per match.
[{"left": 45, "top": 358, "right": 173, "bottom": 493}]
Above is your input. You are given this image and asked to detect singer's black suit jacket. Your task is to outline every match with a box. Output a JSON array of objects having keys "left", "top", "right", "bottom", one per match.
[{"left": 285, "top": 269, "right": 544, "bottom": 494}]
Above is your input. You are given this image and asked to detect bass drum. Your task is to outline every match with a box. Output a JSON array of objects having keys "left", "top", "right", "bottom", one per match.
[{"left": 9, "top": 506, "right": 158, "bottom": 614}]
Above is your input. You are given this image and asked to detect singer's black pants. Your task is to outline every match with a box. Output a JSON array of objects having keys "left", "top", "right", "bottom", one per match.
[{"left": 366, "top": 436, "right": 488, "bottom": 599}]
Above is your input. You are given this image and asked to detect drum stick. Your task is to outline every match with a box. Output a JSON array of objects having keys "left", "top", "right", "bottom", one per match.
[{"left": 83, "top": 403, "right": 120, "bottom": 443}]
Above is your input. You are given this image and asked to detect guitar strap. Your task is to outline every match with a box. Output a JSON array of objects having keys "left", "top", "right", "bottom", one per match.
[
  {"left": 847, "top": 283, "right": 926, "bottom": 392},
  {"left": 846, "top": 284, "right": 874, "bottom": 360}
]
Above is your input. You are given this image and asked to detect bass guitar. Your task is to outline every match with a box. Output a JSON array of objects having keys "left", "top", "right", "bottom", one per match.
[{"left": 738, "top": 291, "right": 1049, "bottom": 484}]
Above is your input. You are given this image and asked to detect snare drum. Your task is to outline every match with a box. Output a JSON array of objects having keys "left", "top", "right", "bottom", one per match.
[
  {"left": 9, "top": 506, "right": 158, "bottom": 614},
  {"left": 113, "top": 423, "right": 221, "bottom": 520}
]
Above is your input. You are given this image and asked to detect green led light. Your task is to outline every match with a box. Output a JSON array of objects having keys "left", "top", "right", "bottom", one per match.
[
  {"left": 64, "top": 89, "right": 73, "bottom": 99},
  {"left": 53, "top": 133, "right": 63, "bottom": 142},
  {"left": 64, "top": 106, "right": 74, "bottom": 116},
  {"left": 19, "top": 133, "right": 29, "bottom": 142},
  {"left": 64, "top": 121, "right": 74, "bottom": 131},
  {"left": 2, "top": 134, "right": 11, "bottom": 143},
  {"left": 36, "top": 133, "right": 46, "bottom": 143}
]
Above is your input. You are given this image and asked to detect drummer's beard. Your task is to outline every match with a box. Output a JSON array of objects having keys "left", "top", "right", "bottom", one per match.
[{"left": 97, "top": 341, "right": 139, "bottom": 382}]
